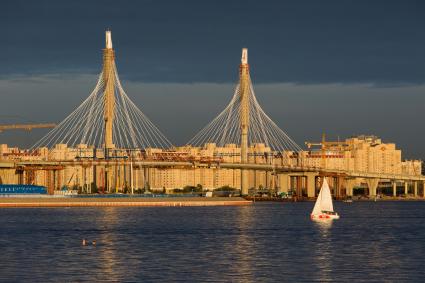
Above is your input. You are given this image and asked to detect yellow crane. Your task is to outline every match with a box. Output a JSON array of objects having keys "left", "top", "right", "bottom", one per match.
[
  {"left": 305, "top": 133, "right": 348, "bottom": 169},
  {"left": 0, "top": 123, "right": 56, "bottom": 133}
]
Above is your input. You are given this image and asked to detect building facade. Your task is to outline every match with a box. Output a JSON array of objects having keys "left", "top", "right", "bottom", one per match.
[{"left": 0, "top": 135, "right": 422, "bottom": 192}]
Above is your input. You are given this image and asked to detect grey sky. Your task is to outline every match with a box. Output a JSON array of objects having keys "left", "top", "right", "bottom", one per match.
[{"left": 0, "top": 0, "right": 424, "bottom": 159}]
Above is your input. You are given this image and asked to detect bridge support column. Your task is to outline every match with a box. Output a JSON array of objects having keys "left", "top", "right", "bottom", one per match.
[
  {"left": 133, "top": 166, "right": 138, "bottom": 193},
  {"left": 241, "top": 171, "right": 249, "bottom": 195},
  {"left": 270, "top": 171, "right": 276, "bottom": 192},
  {"left": 17, "top": 170, "right": 24, "bottom": 185},
  {"left": 295, "top": 176, "right": 303, "bottom": 197},
  {"left": 345, "top": 179, "right": 356, "bottom": 197},
  {"left": 404, "top": 181, "right": 408, "bottom": 196},
  {"left": 143, "top": 167, "right": 150, "bottom": 191},
  {"left": 333, "top": 176, "right": 343, "bottom": 198},
  {"left": 393, "top": 181, "right": 397, "bottom": 197},
  {"left": 82, "top": 166, "right": 87, "bottom": 193},
  {"left": 336, "top": 177, "right": 343, "bottom": 197},
  {"left": 306, "top": 173, "right": 317, "bottom": 198},
  {"left": 278, "top": 174, "right": 289, "bottom": 194},
  {"left": 414, "top": 181, "right": 418, "bottom": 197},
  {"left": 46, "top": 170, "right": 54, "bottom": 195},
  {"left": 366, "top": 178, "right": 379, "bottom": 197},
  {"left": 107, "top": 166, "right": 114, "bottom": 193},
  {"left": 53, "top": 170, "right": 58, "bottom": 191},
  {"left": 92, "top": 164, "right": 97, "bottom": 193}
]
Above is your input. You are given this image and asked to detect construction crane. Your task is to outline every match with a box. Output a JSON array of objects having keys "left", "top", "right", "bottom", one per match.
[
  {"left": 305, "top": 133, "right": 349, "bottom": 151},
  {"left": 0, "top": 123, "right": 56, "bottom": 133},
  {"left": 305, "top": 133, "right": 349, "bottom": 169}
]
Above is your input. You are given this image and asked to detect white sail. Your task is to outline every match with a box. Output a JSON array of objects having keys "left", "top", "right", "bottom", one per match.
[
  {"left": 312, "top": 187, "right": 323, "bottom": 215},
  {"left": 311, "top": 177, "right": 334, "bottom": 215}
]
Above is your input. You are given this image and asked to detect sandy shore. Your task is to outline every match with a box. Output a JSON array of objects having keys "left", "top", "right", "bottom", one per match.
[{"left": 0, "top": 196, "right": 251, "bottom": 207}]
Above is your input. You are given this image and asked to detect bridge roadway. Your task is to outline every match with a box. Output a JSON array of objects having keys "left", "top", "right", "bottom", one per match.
[{"left": 1, "top": 159, "right": 424, "bottom": 182}]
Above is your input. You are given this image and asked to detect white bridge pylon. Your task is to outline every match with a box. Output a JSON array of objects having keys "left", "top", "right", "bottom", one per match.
[
  {"left": 187, "top": 48, "right": 302, "bottom": 153},
  {"left": 32, "top": 31, "right": 172, "bottom": 150}
]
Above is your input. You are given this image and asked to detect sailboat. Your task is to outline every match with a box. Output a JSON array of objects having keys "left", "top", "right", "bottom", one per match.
[{"left": 311, "top": 177, "right": 340, "bottom": 220}]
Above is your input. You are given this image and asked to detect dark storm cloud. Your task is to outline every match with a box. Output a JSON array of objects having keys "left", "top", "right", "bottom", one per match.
[
  {"left": 0, "top": 0, "right": 424, "bottom": 84},
  {"left": 1, "top": 0, "right": 425, "bottom": 161}
]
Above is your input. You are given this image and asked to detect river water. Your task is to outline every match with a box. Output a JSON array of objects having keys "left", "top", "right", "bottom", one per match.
[{"left": 0, "top": 201, "right": 424, "bottom": 282}]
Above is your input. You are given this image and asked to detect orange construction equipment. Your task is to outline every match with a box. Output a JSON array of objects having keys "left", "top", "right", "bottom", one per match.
[{"left": 0, "top": 123, "right": 56, "bottom": 133}]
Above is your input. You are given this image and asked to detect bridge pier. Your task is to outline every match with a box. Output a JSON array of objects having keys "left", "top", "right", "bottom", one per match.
[
  {"left": 143, "top": 167, "right": 150, "bottom": 191},
  {"left": 52, "top": 169, "right": 60, "bottom": 192},
  {"left": 53, "top": 170, "right": 57, "bottom": 191},
  {"left": 92, "top": 164, "right": 97, "bottom": 193},
  {"left": 46, "top": 170, "right": 53, "bottom": 194},
  {"left": 24, "top": 169, "right": 35, "bottom": 185},
  {"left": 58, "top": 169, "right": 63, "bottom": 190},
  {"left": 295, "top": 176, "right": 304, "bottom": 197},
  {"left": 103, "top": 166, "right": 111, "bottom": 193},
  {"left": 337, "top": 176, "right": 345, "bottom": 197},
  {"left": 17, "top": 169, "right": 24, "bottom": 185},
  {"left": 278, "top": 174, "right": 289, "bottom": 194},
  {"left": 270, "top": 171, "right": 276, "bottom": 193},
  {"left": 82, "top": 166, "right": 86, "bottom": 193},
  {"left": 345, "top": 179, "right": 356, "bottom": 197},
  {"left": 306, "top": 173, "right": 317, "bottom": 198},
  {"left": 133, "top": 165, "right": 138, "bottom": 193},
  {"left": 366, "top": 178, "right": 379, "bottom": 197}
]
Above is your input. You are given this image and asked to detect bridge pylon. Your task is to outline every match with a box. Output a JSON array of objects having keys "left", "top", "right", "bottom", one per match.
[
  {"left": 103, "top": 30, "right": 115, "bottom": 153},
  {"left": 31, "top": 30, "right": 172, "bottom": 151},
  {"left": 240, "top": 48, "right": 250, "bottom": 195},
  {"left": 187, "top": 48, "right": 302, "bottom": 194}
]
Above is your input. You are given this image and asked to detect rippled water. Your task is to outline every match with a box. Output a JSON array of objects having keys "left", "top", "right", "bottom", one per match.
[{"left": 1, "top": 201, "right": 425, "bottom": 282}]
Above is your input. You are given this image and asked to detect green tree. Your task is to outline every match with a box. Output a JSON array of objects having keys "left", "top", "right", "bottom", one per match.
[{"left": 196, "top": 184, "right": 203, "bottom": 191}]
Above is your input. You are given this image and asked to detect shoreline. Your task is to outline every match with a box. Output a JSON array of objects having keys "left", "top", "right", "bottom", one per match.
[
  {"left": 0, "top": 197, "right": 252, "bottom": 208},
  {"left": 246, "top": 196, "right": 425, "bottom": 202},
  {"left": 1, "top": 195, "right": 423, "bottom": 207}
]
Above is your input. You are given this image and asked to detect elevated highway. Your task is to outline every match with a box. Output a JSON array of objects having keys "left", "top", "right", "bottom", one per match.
[{"left": 2, "top": 159, "right": 424, "bottom": 182}]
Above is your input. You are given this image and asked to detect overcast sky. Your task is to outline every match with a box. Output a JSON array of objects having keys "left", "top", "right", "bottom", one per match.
[{"left": 0, "top": 0, "right": 424, "bottom": 159}]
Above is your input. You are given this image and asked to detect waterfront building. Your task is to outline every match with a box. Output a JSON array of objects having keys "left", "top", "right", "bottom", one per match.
[
  {"left": 304, "top": 135, "right": 421, "bottom": 176},
  {"left": 0, "top": 135, "right": 421, "bottom": 192}
]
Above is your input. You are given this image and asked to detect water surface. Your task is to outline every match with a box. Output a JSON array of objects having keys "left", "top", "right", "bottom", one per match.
[{"left": 0, "top": 201, "right": 424, "bottom": 282}]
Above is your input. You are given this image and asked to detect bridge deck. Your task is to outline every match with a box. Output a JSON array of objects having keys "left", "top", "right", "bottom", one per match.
[{"left": 1, "top": 159, "right": 424, "bottom": 182}]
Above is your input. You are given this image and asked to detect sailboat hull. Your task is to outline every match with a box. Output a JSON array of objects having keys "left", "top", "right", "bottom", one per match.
[{"left": 311, "top": 213, "right": 340, "bottom": 220}]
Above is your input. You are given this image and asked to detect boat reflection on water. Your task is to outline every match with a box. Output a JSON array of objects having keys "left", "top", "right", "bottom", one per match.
[
  {"left": 312, "top": 216, "right": 334, "bottom": 282},
  {"left": 312, "top": 218, "right": 333, "bottom": 231}
]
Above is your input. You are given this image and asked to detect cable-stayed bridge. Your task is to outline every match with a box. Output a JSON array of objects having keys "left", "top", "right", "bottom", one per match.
[
  {"left": 186, "top": 48, "right": 302, "bottom": 194},
  {"left": 25, "top": 31, "right": 307, "bottom": 195},
  {"left": 1, "top": 31, "right": 423, "bottom": 198}
]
